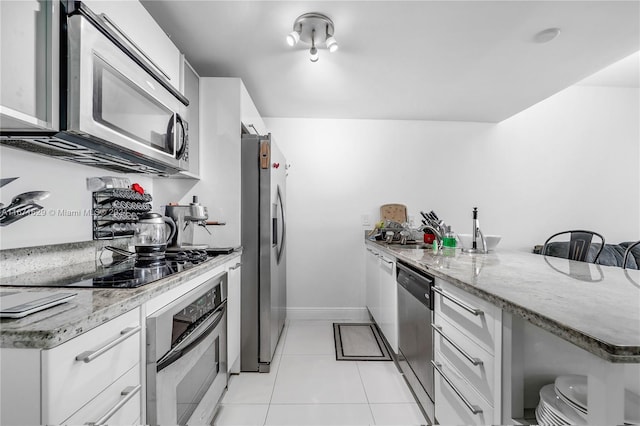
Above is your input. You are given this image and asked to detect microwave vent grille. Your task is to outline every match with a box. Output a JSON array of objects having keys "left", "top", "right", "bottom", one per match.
[{"left": 1, "top": 136, "right": 171, "bottom": 176}]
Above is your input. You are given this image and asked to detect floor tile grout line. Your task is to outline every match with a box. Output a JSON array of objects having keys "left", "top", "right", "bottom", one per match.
[
  {"left": 264, "top": 323, "right": 288, "bottom": 426},
  {"left": 355, "top": 357, "right": 378, "bottom": 424}
]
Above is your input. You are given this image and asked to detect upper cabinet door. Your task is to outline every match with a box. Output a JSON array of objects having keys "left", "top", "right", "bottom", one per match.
[
  {"left": 82, "top": 0, "right": 181, "bottom": 92},
  {"left": 181, "top": 58, "right": 200, "bottom": 178},
  {"left": 0, "top": 0, "right": 59, "bottom": 131}
]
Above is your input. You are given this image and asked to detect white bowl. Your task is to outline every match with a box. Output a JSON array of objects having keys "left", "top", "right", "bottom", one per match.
[{"left": 457, "top": 234, "right": 501, "bottom": 251}]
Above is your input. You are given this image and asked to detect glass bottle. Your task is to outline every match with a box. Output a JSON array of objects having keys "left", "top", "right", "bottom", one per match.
[{"left": 442, "top": 226, "right": 457, "bottom": 248}]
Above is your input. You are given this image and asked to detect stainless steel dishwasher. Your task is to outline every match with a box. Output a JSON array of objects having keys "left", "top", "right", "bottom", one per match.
[{"left": 397, "top": 261, "right": 435, "bottom": 423}]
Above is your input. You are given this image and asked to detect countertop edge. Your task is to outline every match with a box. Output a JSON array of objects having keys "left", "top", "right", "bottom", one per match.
[
  {"left": 0, "top": 251, "right": 242, "bottom": 350},
  {"left": 365, "top": 240, "right": 640, "bottom": 363}
]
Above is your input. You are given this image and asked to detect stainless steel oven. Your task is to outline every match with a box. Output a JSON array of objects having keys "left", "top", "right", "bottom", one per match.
[
  {"left": 397, "top": 261, "right": 435, "bottom": 423},
  {"left": 146, "top": 272, "right": 227, "bottom": 426}
]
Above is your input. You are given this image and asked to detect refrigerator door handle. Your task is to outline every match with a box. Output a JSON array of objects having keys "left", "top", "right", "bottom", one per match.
[
  {"left": 272, "top": 203, "right": 278, "bottom": 247},
  {"left": 276, "top": 185, "right": 286, "bottom": 263}
]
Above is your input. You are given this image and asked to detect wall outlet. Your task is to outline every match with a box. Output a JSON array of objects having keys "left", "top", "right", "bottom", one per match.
[{"left": 361, "top": 214, "right": 370, "bottom": 226}]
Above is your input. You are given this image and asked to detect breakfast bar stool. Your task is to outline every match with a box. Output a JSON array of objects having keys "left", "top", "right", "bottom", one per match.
[
  {"left": 623, "top": 240, "right": 640, "bottom": 269},
  {"left": 542, "top": 230, "right": 605, "bottom": 263}
]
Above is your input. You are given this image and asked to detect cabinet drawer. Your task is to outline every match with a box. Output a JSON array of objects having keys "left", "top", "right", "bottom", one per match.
[
  {"left": 434, "top": 279, "right": 497, "bottom": 353},
  {"left": 434, "top": 356, "right": 493, "bottom": 425},
  {"left": 42, "top": 308, "right": 141, "bottom": 424},
  {"left": 433, "top": 315, "right": 495, "bottom": 404},
  {"left": 62, "top": 364, "right": 141, "bottom": 425}
]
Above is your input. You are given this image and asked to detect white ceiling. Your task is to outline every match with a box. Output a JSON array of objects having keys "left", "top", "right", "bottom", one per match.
[{"left": 141, "top": 1, "right": 640, "bottom": 122}]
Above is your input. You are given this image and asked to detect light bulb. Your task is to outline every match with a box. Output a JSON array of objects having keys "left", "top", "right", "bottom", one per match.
[
  {"left": 309, "top": 46, "right": 319, "bottom": 62},
  {"left": 286, "top": 30, "right": 300, "bottom": 47},
  {"left": 326, "top": 36, "right": 339, "bottom": 53}
]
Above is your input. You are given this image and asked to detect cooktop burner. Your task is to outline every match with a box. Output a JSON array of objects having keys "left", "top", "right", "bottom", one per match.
[{"left": 1, "top": 250, "right": 217, "bottom": 289}]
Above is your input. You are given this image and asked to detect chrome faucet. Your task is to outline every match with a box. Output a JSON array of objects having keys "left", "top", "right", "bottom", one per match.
[
  {"left": 468, "top": 207, "right": 488, "bottom": 253},
  {"left": 420, "top": 225, "right": 442, "bottom": 246}
]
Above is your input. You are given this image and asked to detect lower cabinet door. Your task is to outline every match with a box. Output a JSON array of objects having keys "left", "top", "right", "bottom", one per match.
[
  {"left": 41, "top": 308, "right": 141, "bottom": 424},
  {"left": 62, "top": 364, "right": 141, "bottom": 425},
  {"left": 227, "top": 261, "right": 242, "bottom": 374},
  {"left": 434, "top": 356, "right": 493, "bottom": 426}
]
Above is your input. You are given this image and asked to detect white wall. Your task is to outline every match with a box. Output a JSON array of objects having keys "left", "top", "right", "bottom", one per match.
[
  {"left": 265, "top": 86, "right": 640, "bottom": 313},
  {"left": 152, "top": 78, "right": 243, "bottom": 249},
  {"left": 0, "top": 147, "right": 154, "bottom": 249}
]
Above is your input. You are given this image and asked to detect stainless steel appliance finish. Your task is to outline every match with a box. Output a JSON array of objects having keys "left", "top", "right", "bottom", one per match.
[
  {"left": 396, "top": 261, "right": 435, "bottom": 423},
  {"left": 1, "top": 2, "right": 189, "bottom": 176},
  {"left": 165, "top": 196, "right": 210, "bottom": 250},
  {"left": 240, "top": 133, "right": 287, "bottom": 372},
  {"left": 146, "top": 272, "right": 227, "bottom": 425}
]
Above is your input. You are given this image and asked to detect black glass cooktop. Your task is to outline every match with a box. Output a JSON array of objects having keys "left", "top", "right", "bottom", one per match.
[{"left": 1, "top": 250, "right": 216, "bottom": 289}]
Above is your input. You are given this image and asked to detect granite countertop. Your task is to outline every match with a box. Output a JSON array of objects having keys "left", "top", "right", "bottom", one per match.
[
  {"left": 0, "top": 251, "right": 241, "bottom": 349},
  {"left": 367, "top": 240, "right": 640, "bottom": 363}
]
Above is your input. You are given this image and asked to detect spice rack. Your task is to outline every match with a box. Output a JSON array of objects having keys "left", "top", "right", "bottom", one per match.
[{"left": 92, "top": 188, "right": 152, "bottom": 240}]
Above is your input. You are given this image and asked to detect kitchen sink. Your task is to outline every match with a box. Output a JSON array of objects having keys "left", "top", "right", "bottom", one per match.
[{"left": 385, "top": 243, "right": 432, "bottom": 250}]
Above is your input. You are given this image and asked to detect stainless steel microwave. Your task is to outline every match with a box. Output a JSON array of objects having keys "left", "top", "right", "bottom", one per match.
[
  {"left": 66, "top": 3, "right": 189, "bottom": 172},
  {"left": 0, "top": 2, "right": 190, "bottom": 176}
]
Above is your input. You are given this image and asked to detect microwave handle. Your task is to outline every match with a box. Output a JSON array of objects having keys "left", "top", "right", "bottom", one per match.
[
  {"left": 165, "top": 114, "right": 176, "bottom": 156},
  {"left": 175, "top": 113, "right": 187, "bottom": 160},
  {"left": 99, "top": 13, "right": 171, "bottom": 82}
]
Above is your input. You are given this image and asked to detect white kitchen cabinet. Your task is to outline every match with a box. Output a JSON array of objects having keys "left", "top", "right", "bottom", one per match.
[
  {"left": 378, "top": 253, "right": 398, "bottom": 353},
  {"left": 434, "top": 356, "right": 494, "bottom": 426},
  {"left": 0, "top": 0, "right": 58, "bottom": 131},
  {"left": 365, "top": 247, "right": 380, "bottom": 323},
  {"left": 82, "top": 0, "right": 181, "bottom": 91},
  {"left": 364, "top": 246, "right": 398, "bottom": 354},
  {"left": 227, "top": 260, "right": 242, "bottom": 374},
  {"left": 153, "top": 78, "right": 265, "bottom": 247},
  {"left": 177, "top": 57, "right": 201, "bottom": 179},
  {"left": 41, "top": 308, "right": 142, "bottom": 424},
  {"left": 61, "top": 364, "right": 141, "bottom": 425},
  {"left": 0, "top": 308, "right": 142, "bottom": 425},
  {"left": 433, "top": 278, "right": 502, "bottom": 425}
]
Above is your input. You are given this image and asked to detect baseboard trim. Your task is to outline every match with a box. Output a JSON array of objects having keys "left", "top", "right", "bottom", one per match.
[{"left": 286, "top": 307, "right": 369, "bottom": 321}]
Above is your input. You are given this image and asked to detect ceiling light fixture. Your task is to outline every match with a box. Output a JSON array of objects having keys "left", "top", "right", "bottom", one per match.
[
  {"left": 309, "top": 29, "right": 319, "bottom": 62},
  {"left": 286, "top": 12, "right": 338, "bottom": 62}
]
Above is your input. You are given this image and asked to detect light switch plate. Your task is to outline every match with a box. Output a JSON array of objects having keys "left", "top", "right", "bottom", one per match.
[{"left": 361, "top": 214, "right": 370, "bottom": 226}]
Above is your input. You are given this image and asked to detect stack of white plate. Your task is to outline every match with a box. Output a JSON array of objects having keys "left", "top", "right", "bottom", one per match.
[
  {"left": 535, "top": 384, "right": 586, "bottom": 426},
  {"left": 535, "top": 375, "right": 640, "bottom": 426}
]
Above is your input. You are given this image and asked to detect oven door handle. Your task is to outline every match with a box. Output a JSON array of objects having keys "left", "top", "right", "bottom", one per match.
[{"left": 157, "top": 302, "right": 226, "bottom": 372}]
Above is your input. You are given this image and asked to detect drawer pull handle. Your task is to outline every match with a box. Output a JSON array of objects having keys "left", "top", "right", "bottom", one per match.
[
  {"left": 380, "top": 257, "right": 394, "bottom": 266},
  {"left": 432, "top": 324, "right": 483, "bottom": 366},
  {"left": 433, "top": 286, "right": 483, "bottom": 316},
  {"left": 229, "top": 263, "right": 242, "bottom": 270},
  {"left": 432, "top": 361, "right": 483, "bottom": 415},
  {"left": 86, "top": 384, "right": 141, "bottom": 426},
  {"left": 75, "top": 326, "right": 141, "bottom": 363}
]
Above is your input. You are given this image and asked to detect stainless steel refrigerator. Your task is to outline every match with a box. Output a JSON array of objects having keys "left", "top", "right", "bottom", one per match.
[{"left": 240, "top": 133, "right": 287, "bottom": 372}]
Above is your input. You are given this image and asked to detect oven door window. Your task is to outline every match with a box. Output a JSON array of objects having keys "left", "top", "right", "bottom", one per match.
[
  {"left": 93, "top": 55, "right": 175, "bottom": 155},
  {"left": 176, "top": 336, "right": 219, "bottom": 424}
]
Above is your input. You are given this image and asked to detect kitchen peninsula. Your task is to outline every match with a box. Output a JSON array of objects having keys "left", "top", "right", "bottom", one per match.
[{"left": 365, "top": 239, "right": 640, "bottom": 424}]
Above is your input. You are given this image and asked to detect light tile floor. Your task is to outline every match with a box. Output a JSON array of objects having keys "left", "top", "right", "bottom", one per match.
[{"left": 213, "top": 320, "right": 428, "bottom": 426}]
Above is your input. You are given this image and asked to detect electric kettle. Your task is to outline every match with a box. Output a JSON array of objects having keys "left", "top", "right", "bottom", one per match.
[{"left": 133, "top": 213, "right": 176, "bottom": 258}]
